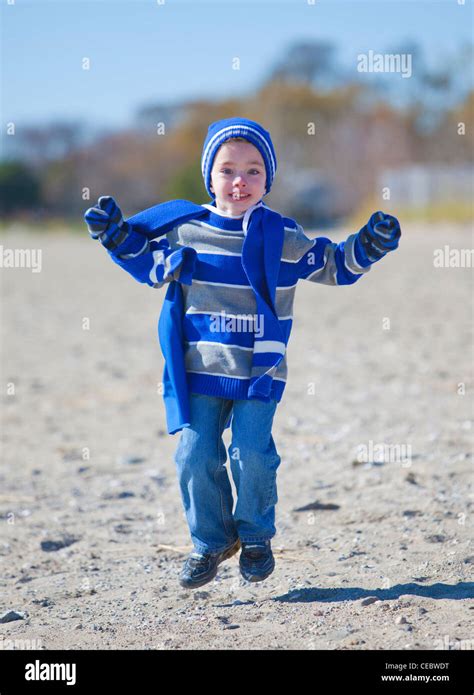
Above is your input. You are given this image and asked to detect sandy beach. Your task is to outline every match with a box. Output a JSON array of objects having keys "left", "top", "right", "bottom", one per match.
[{"left": 1, "top": 221, "right": 472, "bottom": 650}]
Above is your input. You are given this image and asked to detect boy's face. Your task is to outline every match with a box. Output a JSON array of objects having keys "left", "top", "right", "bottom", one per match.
[{"left": 209, "top": 141, "right": 266, "bottom": 215}]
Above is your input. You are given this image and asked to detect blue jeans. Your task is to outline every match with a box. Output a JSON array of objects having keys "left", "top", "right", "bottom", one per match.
[{"left": 173, "top": 393, "right": 281, "bottom": 554}]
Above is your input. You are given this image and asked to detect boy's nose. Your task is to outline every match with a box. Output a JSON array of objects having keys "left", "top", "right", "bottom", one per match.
[{"left": 232, "top": 175, "right": 246, "bottom": 187}]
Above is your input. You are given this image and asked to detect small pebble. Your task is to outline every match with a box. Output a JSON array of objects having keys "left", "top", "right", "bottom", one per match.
[
  {"left": 0, "top": 610, "right": 27, "bottom": 623},
  {"left": 193, "top": 591, "right": 210, "bottom": 600},
  {"left": 117, "top": 456, "right": 146, "bottom": 465},
  {"left": 40, "top": 536, "right": 78, "bottom": 552},
  {"left": 360, "top": 596, "right": 380, "bottom": 606}
]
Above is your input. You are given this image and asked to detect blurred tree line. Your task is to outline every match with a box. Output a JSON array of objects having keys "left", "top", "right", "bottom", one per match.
[{"left": 1, "top": 40, "right": 472, "bottom": 224}]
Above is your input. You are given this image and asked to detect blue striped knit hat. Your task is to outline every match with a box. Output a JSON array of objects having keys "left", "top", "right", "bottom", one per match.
[{"left": 201, "top": 117, "right": 277, "bottom": 199}]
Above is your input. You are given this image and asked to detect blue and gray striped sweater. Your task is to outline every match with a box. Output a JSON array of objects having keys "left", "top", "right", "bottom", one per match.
[{"left": 107, "top": 201, "right": 398, "bottom": 405}]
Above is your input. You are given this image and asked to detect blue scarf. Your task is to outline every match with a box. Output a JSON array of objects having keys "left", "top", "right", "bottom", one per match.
[{"left": 124, "top": 199, "right": 286, "bottom": 435}]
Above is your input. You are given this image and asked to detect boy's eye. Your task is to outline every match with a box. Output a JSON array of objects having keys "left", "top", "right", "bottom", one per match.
[{"left": 220, "top": 169, "right": 261, "bottom": 175}]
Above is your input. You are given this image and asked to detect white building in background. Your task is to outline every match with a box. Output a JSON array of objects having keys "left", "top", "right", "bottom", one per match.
[{"left": 378, "top": 164, "right": 473, "bottom": 207}]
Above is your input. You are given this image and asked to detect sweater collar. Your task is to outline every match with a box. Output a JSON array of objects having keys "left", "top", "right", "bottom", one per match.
[{"left": 201, "top": 200, "right": 264, "bottom": 235}]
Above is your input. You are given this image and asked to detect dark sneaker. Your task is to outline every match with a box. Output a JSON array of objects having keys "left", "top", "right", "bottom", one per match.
[
  {"left": 239, "top": 541, "right": 275, "bottom": 582},
  {"left": 179, "top": 538, "right": 241, "bottom": 589}
]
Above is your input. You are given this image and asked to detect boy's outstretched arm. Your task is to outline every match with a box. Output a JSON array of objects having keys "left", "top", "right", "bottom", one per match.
[
  {"left": 84, "top": 196, "right": 197, "bottom": 288},
  {"left": 294, "top": 211, "right": 401, "bottom": 286}
]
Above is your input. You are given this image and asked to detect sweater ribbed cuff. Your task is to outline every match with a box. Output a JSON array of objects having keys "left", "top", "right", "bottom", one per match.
[{"left": 107, "top": 227, "right": 148, "bottom": 258}]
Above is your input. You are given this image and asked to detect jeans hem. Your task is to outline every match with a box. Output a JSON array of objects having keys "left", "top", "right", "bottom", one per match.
[
  {"left": 239, "top": 536, "right": 274, "bottom": 543},
  {"left": 193, "top": 537, "right": 239, "bottom": 555}
]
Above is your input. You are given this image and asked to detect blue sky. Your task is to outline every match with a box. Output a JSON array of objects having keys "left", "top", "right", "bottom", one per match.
[{"left": 1, "top": 0, "right": 472, "bottom": 129}]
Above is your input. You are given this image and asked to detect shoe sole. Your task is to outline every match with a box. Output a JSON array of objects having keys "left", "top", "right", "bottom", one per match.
[
  {"left": 239, "top": 558, "right": 275, "bottom": 583},
  {"left": 179, "top": 539, "right": 241, "bottom": 589}
]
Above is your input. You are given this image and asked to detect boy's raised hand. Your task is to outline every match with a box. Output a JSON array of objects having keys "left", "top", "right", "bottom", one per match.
[
  {"left": 84, "top": 196, "right": 130, "bottom": 250},
  {"left": 359, "top": 211, "right": 401, "bottom": 259}
]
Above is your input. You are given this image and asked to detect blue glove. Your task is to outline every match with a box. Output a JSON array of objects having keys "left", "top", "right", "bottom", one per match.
[
  {"left": 84, "top": 196, "right": 131, "bottom": 251},
  {"left": 359, "top": 211, "right": 401, "bottom": 260}
]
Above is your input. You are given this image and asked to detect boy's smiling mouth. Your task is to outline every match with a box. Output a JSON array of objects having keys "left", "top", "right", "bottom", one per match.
[{"left": 230, "top": 192, "right": 250, "bottom": 200}]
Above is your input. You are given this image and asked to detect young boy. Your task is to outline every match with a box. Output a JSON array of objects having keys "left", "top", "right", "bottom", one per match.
[{"left": 85, "top": 117, "right": 401, "bottom": 589}]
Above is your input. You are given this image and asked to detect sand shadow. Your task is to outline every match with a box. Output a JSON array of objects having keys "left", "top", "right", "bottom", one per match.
[{"left": 275, "top": 582, "right": 474, "bottom": 603}]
